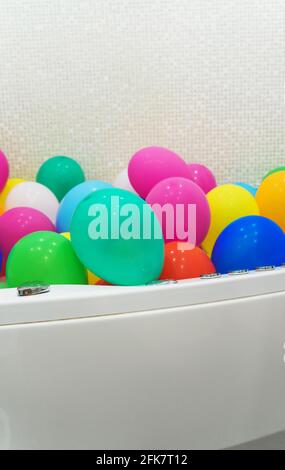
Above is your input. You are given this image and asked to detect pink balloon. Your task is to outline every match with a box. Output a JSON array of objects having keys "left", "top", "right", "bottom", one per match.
[
  {"left": 0, "top": 150, "right": 9, "bottom": 192},
  {"left": 128, "top": 147, "right": 190, "bottom": 199},
  {"left": 0, "top": 207, "right": 55, "bottom": 273},
  {"left": 187, "top": 163, "right": 216, "bottom": 194},
  {"left": 146, "top": 177, "right": 210, "bottom": 245}
]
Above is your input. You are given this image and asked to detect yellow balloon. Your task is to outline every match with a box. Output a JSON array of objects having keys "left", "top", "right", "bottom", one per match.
[
  {"left": 60, "top": 232, "right": 100, "bottom": 284},
  {"left": 87, "top": 270, "right": 100, "bottom": 285},
  {"left": 61, "top": 232, "right": 71, "bottom": 240},
  {"left": 202, "top": 184, "right": 259, "bottom": 256},
  {"left": 256, "top": 171, "right": 285, "bottom": 231},
  {"left": 0, "top": 178, "right": 25, "bottom": 214}
]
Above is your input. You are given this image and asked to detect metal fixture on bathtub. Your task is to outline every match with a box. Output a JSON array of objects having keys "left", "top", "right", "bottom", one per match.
[
  {"left": 17, "top": 282, "right": 50, "bottom": 297},
  {"left": 255, "top": 265, "right": 276, "bottom": 272},
  {"left": 146, "top": 279, "right": 178, "bottom": 285},
  {"left": 229, "top": 269, "right": 249, "bottom": 275},
  {"left": 200, "top": 273, "right": 221, "bottom": 279}
]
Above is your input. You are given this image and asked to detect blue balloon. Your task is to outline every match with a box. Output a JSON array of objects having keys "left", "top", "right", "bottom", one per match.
[
  {"left": 212, "top": 215, "right": 285, "bottom": 274},
  {"left": 56, "top": 180, "right": 112, "bottom": 233},
  {"left": 234, "top": 182, "right": 257, "bottom": 196}
]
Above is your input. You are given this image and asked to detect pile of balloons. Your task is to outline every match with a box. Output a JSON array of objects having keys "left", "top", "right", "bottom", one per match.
[{"left": 1, "top": 145, "right": 285, "bottom": 289}]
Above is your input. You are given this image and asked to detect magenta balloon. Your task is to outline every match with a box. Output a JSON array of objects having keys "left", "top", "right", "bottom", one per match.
[
  {"left": 0, "top": 150, "right": 9, "bottom": 192},
  {"left": 146, "top": 177, "right": 210, "bottom": 245},
  {"left": 187, "top": 163, "right": 216, "bottom": 194},
  {"left": 128, "top": 147, "right": 190, "bottom": 199},
  {"left": 0, "top": 207, "right": 55, "bottom": 272}
]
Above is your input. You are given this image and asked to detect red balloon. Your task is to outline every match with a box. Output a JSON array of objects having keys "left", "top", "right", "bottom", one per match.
[
  {"left": 160, "top": 242, "right": 215, "bottom": 280},
  {"left": 96, "top": 279, "right": 112, "bottom": 286}
]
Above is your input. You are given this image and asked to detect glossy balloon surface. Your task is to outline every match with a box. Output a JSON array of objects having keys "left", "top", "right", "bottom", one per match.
[
  {"left": 160, "top": 242, "right": 215, "bottom": 280},
  {"left": 6, "top": 231, "right": 87, "bottom": 287},
  {"left": 36, "top": 156, "right": 85, "bottom": 201},
  {"left": 71, "top": 188, "right": 164, "bottom": 285},
  {"left": 212, "top": 215, "right": 285, "bottom": 274}
]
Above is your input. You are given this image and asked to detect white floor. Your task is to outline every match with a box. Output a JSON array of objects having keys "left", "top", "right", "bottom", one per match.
[{"left": 231, "top": 431, "right": 285, "bottom": 450}]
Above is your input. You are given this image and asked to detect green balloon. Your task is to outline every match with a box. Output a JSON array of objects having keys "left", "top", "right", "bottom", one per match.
[
  {"left": 70, "top": 188, "right": 164, "bottom": 286},
  {"left": 36, "top": 156, "right": 85, "bottom": 201},
  {"left": 6, "top": 231, "right": 87, "bottom": 287},
  {"left": 263, "top": 166, "right": 285, "bottom": 181}
]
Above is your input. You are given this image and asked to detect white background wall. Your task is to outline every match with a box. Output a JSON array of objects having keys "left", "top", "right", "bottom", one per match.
[{"left": 0, "top": 0, "right": 284, "bottom": 185}]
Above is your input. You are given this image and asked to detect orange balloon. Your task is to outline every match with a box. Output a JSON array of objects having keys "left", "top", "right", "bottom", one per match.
[
  {"left": 256, "top": 171, "right": 285, "bottom": 231},
  {"left": 160, "top": 242, "right": 216, "bottom": 280}
]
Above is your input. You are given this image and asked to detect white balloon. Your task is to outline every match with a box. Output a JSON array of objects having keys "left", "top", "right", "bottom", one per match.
[
  {"left": 113, "top": 168, "right": 137, "bottom": 194},
  {"left": 5, "top": 181, "right": 59, "bottom": 224}
]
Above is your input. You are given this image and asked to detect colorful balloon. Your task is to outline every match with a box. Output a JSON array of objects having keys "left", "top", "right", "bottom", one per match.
[
  {"left": 0, "top": 207, "right": 55, "bottom": 273},
  {"left": 56, "top": 180, "right": 112, "bottom": 233},
  {"left": 6, "top": 231, "right": 87, "bottom": 287},
  {"left": 113, "top": 168, "right": 136, "bottom": 194},
  {"left": 146, "top": 177, "right": 210, "bottom": 245},
  {"left": 256, "top": 171, "right": 285, "bottom": 231},
  {"left": 70, "top": 188, "right": 164, "bottom": 286},
  {"left": 0, "top": 149, "right": 9, "bottom": 192},
  {"left": 202, "top": 184, "right": 259, "bottom": 256},
  {"left": 36, "top": 156, "right": 85, "bottom": 201},
  {"left": 96, "top": 279, "right": 112, "bottom": 286},
  {"left": 128, "top": 146, "right": 190, "bottom": 199},
  {"left": 187, "top": 163, "right": 216, "bottom": 193},
  {"left": 160, "top": 242, "right": 215, "bottom": 280},
  {"left": 234, "top": 182, "right": 257, "bottom": 197},
  {"left": 87, "top": 271, "right": 100, "bottom": 285},
  {"left": 263, "top": 166, "right": 285, "bottom": 181},
  {"left": 60, "top": 231, "right": 100, "bottom": 285},
  {"left": 212, "top": 216, "right": 285, "bottom": 274},
  {"left": 5, "top": 181, "right": 59, "bottom": 224},
  {"left": 0, "top": 178, "right": 25, "bottom": 214},
  {"left": 61, "top": 232, "right": 71, "bottom": 240}
]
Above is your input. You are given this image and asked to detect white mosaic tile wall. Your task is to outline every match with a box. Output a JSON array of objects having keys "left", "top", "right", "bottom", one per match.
[{"left": 0, "top": 0, "right": 284, "bottom": 186}]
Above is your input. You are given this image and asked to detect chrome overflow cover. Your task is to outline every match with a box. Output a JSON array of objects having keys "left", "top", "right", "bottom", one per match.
[
  {"left": 146, "top": 280, "right": 177, "bottom": 286},
  {"left": 255, "top": 265, "right": 276, "bottom": 272},
  {"left": 200, "top": 273, "right": 221, "bottom": 279},
  {"left": 17, "top": 282, "right": 50, "bottom": 297},
  {"left": 229, "top": 269, "right": 249, "bottom": 275}
]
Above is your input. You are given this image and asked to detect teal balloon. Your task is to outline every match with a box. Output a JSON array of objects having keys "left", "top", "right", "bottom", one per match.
[
  {"left": 235, "top": 182, "right": 257, "bottom": 197},
  {"left": 36, "top": 156, "right": 85, "bottom": 201},
  {"left": 70, "top": 188, "right": 164, "bottom": 285}
]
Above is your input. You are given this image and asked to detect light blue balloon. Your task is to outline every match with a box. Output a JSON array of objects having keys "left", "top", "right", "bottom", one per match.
[
  {"left": 56, "top": 180, "right": 112, "bottom": 233},
  {"left": 234, "top": 182, "right": 257, "bottom": 196}
]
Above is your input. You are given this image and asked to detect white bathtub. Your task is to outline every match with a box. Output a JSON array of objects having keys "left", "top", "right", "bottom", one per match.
[{"left": 1, "top": 268, "right": 285, "bottom": 450}]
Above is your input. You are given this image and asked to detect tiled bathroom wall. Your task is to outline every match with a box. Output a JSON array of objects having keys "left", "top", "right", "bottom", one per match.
[{"left": 0, "top": 0, "right": 284, "bottom": 186}]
